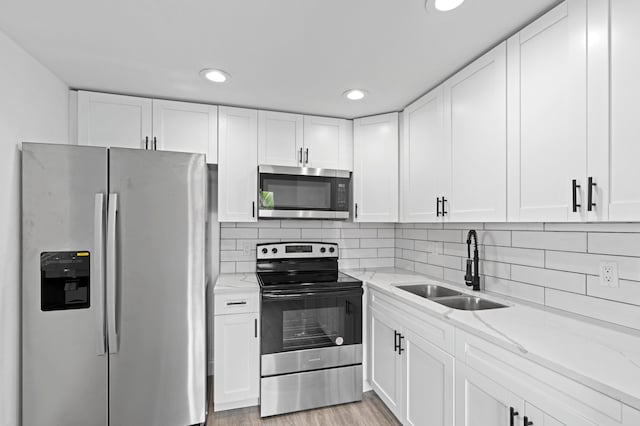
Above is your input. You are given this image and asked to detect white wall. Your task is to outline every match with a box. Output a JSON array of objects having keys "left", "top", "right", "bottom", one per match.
[{"left": 0, "top": 29, "right": 69, "bottom": 425}]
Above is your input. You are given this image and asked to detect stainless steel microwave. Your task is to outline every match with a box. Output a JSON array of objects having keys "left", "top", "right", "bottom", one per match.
[{"left": 258, "top": 165, "right": 351, "bottom": 219}]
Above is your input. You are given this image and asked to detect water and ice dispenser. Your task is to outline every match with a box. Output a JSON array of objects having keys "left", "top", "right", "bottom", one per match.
[{"left": 40, "top": 251, "right": 90, "bottom": 311}]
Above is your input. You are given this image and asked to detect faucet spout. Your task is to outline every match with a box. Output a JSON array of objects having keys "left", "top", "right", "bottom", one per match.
[{"left": 464, "top": 230, "right": 481, "bottom": 291}]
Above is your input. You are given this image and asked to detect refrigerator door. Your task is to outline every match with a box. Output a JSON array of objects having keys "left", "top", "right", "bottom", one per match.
[
  {"left": 22, "top": 143, "right": 108, "bottom": 426},
  {"left": 107, "top": 148, "right": 207, "bottom": 426}
]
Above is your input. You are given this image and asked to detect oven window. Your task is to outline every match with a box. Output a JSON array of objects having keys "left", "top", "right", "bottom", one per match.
[
  {"left": 261, "top": 175, "right": 333, "bottom": 210},
  {"left": 261, "top": 290, "right": 362, "bottom": 355},
  {"left": 283, "top": 306, "right": 343, "bottom": 350}
]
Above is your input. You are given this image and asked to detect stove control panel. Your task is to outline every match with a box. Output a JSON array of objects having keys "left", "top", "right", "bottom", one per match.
[{"left": 256, "top": 242, "right": 339, "bottom": 260}]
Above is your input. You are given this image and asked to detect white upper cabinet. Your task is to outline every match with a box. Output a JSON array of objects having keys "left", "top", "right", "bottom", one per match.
[
  {"left": 587, "top": 0, "right": 640, "bottom": 221},
  {"left": 258, "top": 111, "right": 304, "bottom": 167},
  {"left": 152, "top": 99, "right": 218, "bottom": 163},
  {"left": 400, "top": 86, "right": 447, "bottom": 223},
  {"left": 218, "top": 106, "right": 258, "bottom": 222},
  {"left": 78, "top": 91, "right": 152, "bottom": 149},
  {"left": 353, "top": 113, "right": 398, "bottom": 222},
  {"left": 507, "top": 1, "right": 588, "bottom": 222},
  {"left": 303, "top": 116, "right": 353, "bottom": 170},
  {"left": 78, "top": 91, "right": 217, "bottom": 162},
  {"left": 446, "top": 42, "right": 507, "bottom": 222}
]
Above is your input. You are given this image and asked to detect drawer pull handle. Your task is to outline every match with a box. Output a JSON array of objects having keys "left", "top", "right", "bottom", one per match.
[{"left": 226, "top": 301, "right": 247, "bottom": 306}]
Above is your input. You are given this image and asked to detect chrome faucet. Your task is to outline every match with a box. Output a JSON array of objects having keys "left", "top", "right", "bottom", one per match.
[{"left": 465, "top": 230, "right": 481, "bottom": 291}]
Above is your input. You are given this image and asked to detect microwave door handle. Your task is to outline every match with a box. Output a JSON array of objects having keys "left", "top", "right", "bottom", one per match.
[{"left": 106, "top": 193, "right": 119, "bottom": 354}]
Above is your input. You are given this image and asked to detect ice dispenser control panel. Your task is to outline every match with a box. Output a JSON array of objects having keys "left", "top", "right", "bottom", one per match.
[{"left": 40, "top": 251, "right": 90, "bottom": 311}]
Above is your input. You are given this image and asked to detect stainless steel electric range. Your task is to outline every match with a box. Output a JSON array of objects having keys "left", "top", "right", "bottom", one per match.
[{"left": 256, "top": 242, "right": 364, "bottom": 417}]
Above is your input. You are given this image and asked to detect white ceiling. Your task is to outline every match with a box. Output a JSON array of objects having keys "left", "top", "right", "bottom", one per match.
[{"left": 0, "top": 0, "right": 559, "bottom": 118}]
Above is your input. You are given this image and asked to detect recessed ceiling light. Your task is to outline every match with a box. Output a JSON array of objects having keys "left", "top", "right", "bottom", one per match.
[
  {"left": 344, "top": 89, "right": 367, "bottom": 101},
  {"left": 200, "top": 68, "right": 231, "bottom": 83},
  {"left": 426, "top": 0, "right": 465, "bottom": 12}
]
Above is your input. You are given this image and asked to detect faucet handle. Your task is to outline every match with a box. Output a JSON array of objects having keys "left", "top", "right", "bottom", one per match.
[{"left": 464, "top": 259, "right": 473, "bottom": 285}]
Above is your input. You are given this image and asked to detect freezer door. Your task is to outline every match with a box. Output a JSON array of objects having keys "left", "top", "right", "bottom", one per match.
[
  {"left": 108, "top": 148, "right": 207, "bottom": 426},
  {"left": 22, "top": 143, "right": 108, "bottom": 426}
]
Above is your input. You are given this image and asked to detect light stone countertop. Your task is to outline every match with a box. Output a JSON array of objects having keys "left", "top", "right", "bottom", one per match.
[
  {"left": 213, "top": 273, "right": 259, "bottom": 294},
  {"left": 344, "top": 267, "right": 640, "bottom": 412}
]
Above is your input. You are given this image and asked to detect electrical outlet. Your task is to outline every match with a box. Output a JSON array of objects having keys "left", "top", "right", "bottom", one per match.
[
  {"left": 242, "top": 242, "right": 252, "bottom": 256},
  {"left": 600, "top": 261, "right": 619, "bottom": 288}
]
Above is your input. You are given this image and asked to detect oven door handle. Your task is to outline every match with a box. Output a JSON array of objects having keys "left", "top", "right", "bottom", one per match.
[{"left": 262, "top": 289, "right": 362, "bottom": 300}]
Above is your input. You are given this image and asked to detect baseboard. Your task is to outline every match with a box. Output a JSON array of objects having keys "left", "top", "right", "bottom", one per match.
[{"left": 214, "top": 398, "right": 259, "bottom": 412}]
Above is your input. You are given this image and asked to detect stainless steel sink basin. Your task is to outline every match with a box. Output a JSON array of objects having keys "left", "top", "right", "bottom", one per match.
[
  {"left": 434, "top": 295, "right": 508, "bottom": 311},
  {"left": 397, "top": 284, "right": 463, "bottom": 299}
]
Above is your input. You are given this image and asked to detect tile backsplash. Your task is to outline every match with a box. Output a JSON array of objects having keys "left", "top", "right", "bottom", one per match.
[
  {"left": 219, "top": 220, "right": 640, "bottom": 331},
  {"left": 220, "top": 220, "right": 396, "bottom": 273},
  {"left": 395, "top": 222, "right": 640, "bottom": 331}
]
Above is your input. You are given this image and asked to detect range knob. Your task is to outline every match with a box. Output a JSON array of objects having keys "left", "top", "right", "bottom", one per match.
[
  {"left": 329, "top": 247, "right": 335, "bottom": 253},
  {"left": 261, "top": 248, "right": 268, "bottom": 254},
  {"left": 320, "top": 247, "right": 326, "bottom": 253},
  {"left": 272, "top": 248, "right": 278, "bottom": 254}
]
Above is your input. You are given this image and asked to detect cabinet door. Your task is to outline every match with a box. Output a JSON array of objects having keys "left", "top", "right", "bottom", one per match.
[
  {"left": 400, "top": 86, "right": 447, "bottom": 222},
  {"left": 353, "top": 113, "right": 399, "bottom": 222},
  {"left": 402, "top": 327, "right": 454, "bottom": 426},
  {"left": 258, "top": 111, "right": 304, "bottom": 167},
  {"left": 524, "top": 402, "right": 598, "bottom": 426},
  {"left": 600, "top": 0, "right": 640, "bottom": 220},
  {"left": 218, "top": 106, "right": 258, "bottom": 222},
  {"left": 370, "top": 308, "right": 403, "bottom": 419},
  {"left": 455, "top": 362, "right": 524, "bottom": 426},
  {"left": 507, "top": 1, "right": 588, "bottom": 222},
  {"left": 303, "top": 116, "right": 351, "bottom": 170},
  {"left": 152, "top": 99, "right": 218, "bottom": 163},
  {"left": 77, "top": 91, "right": 152, "bottom": 149},
  {"left": 213, "top": 313, "right": 259, "bottom": 410},
  {"left": 445, "top": 42, "right": 507, "bottom": 222}
]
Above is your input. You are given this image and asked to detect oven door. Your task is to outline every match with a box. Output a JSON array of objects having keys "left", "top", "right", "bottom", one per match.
[
  {"left": 261, "top": 287, "right": 363, "bottom": 356},
  {"left": 258, "top": 166, "right": 350, "bottom": 219}
]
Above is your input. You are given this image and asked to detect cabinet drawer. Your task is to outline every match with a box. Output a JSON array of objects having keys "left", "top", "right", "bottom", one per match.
[{"left": 214, "top": 292, "right": 259, "bottom": 315}]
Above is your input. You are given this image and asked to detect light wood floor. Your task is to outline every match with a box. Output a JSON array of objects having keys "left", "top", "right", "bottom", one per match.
[{"left": 207, "top": 380, "right": 400, "bottom": 426}]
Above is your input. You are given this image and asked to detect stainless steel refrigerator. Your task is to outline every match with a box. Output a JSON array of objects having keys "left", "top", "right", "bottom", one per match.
[{"left": 22, "top": 143, "right": 207, "bottom": 426}]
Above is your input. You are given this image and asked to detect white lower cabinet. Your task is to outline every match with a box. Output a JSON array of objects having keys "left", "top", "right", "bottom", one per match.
[
  {"left": 213, "top": 291, "right": 260, "bottom": 412},
  {"left": 403, "top": 328, "right": 454, "bottom": 426},
  {"left": 455, "top": 362, "right": 523, "bottom": 426},
  {"left": 369, "top": 291, "right": 455, "bottom": 425},
  {"left": 368, "top": 286, "right": 639, "bottom": 426},
  {"left": 455, "top": 362, "right": 598, "bottom": 426},
  {"left": 370, "top": 307, "right": 403, "bottom": 419}
]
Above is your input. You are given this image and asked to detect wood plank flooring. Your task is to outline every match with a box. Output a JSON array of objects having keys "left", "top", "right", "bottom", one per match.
[{"left": 207, "top": 381, "right": 400, "bottom": 426}]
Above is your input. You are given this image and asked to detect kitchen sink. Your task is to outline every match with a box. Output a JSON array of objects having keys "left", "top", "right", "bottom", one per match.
[
  {"left": 434, "top": 295, "right": 508, "bottom": 311},
  {"left": 396, "top": 284, "right": 508, "bottom": 311},
  {"left": 397, "top": 284, "right": 463, "bottom": 299}
]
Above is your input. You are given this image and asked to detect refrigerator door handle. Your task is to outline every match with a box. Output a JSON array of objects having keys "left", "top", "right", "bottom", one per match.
[
  {"left": 94, "top": 193, "right": 106, "bottom": 355},
  {"left": 107, "top": 193, "right": 119, "bottom": 354}
]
